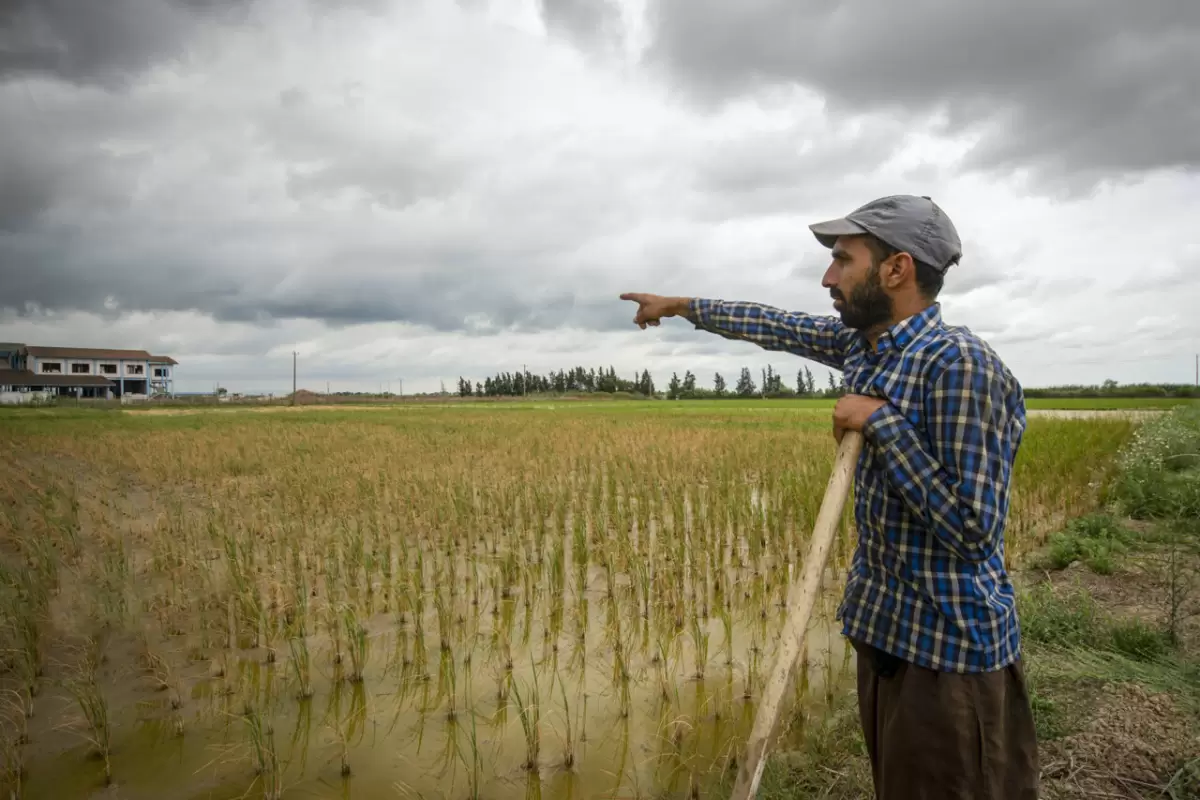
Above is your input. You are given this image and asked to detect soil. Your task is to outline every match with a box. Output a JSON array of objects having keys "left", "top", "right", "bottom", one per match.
[{"left": 1040, "top": 683, "right": 1198, "bottom": 799}]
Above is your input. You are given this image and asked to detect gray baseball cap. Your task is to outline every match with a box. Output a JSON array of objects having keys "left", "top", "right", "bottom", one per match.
[{"left": 808, "top": 194, "right": 962, "bottom": 272}]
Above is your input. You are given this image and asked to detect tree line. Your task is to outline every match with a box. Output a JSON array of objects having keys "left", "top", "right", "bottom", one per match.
[
  {"left": 1023, "top": 380, "right": 1199, "bottom": 399},
  {"left": 456, "top": 368, "right": 1199, "bottom": 400},
  {"left": 456, "top": 364, "right": 848, "bottom": 399}
]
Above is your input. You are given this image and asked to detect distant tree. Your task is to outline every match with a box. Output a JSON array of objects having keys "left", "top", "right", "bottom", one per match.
[
  {"left": 713, "top": 372, "right": 726, "bottom": 396},
  {"left": 667, "top": 372, "right": 682, "bottom": 400},
  {"left": 736, "top": 367, "right": 757, "bottom": 397},
  {"left": 639, "top": 369, "right": 656, "bottom": 396},
  {"left": 682, "top": 370, "right": 696, "bottom": 393},
  {"left": 796, "top": 365, "right": 815, "bottom": 395},
  {"left": 761, "top": 365, "right": 784, "bottom": 396}
]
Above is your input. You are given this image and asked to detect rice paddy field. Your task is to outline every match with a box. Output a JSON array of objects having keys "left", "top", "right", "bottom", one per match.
[{"left": 0, "top": 399, "right": 1166, "bottom": 799}]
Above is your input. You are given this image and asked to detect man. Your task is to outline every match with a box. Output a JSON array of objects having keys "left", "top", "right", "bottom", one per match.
[{"left": 620, "top": 195, "right": 1039, "bottom": 799}]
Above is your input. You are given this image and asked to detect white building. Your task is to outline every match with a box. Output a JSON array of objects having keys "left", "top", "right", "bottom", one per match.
[{"left": 0, "top": 344, "right": 178, "bottom": 400}]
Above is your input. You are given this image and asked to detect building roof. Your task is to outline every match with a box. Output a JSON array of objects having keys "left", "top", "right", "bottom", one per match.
[
  {"left": 0, "top": 343, "right": 25, "bottom": 351},
  {"left": 0, "top": 369, "right": 114, "bottom": 388},
  {"left": 25, "top": 345, "right": 152, "bottom": 360},
  {"left": 15, "top": 346, "right": 178, "bottom": 366}
]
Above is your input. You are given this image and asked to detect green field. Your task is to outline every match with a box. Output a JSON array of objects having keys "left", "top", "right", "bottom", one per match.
[{"left": 0, "top": 402, "right": 1160, "bottom": 799}]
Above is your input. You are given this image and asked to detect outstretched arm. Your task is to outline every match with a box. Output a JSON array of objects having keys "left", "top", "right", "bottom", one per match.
[
  {"left": 685, "top": 298, "right": 853, "bottom": 370},
  {"left": 862, "top": 352, "right": 1025, "bottom": 563},
  {"left": 619, "top": 293, "right": 853, "bottom": 370}
]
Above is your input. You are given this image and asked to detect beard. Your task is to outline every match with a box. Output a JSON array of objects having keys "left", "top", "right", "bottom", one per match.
[{"left": 833, "top": 263, "right": 893, "bottom": 330}]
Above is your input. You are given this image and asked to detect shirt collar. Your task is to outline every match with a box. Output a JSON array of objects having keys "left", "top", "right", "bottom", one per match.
[{"left": 870, "top": 303, "right": 942, "bottom": 354}]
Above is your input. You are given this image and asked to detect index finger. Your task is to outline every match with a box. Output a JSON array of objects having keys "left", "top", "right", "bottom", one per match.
[{"left": 619, "top": 293, "right": 645, "bottom": 303}]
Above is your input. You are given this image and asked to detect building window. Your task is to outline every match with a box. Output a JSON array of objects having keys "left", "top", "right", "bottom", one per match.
[
  {"left": 72, "top": 363, "right": 91, "bottom": 374},
  {"left": 100, "top": 364, "right": 117, "bottom": 375},
  {"left": 40, "top": 362, "right": 62, "bottom": 373},
  {"left": 126, "top": 364, "right": 144, "bottom": 375},
  {"left": 153, "top": 368, "right": 168, "bottom": 378}
]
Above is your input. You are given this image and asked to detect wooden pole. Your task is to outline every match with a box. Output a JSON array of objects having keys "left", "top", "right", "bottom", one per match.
[{"left": 729, "top": 430, "right": 864, "bottom": 800}]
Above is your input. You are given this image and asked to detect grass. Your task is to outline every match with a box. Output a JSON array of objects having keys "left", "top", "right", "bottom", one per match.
[
  {"left": 0, "top": 399, "right": 1162, "bottom": 798},
  {"left": 1035, "top": 513, "right": 1136, "bottom": 574}
]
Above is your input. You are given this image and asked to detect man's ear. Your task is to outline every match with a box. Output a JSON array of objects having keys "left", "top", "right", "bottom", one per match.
[{"left": 881, "top": 251, "right": 915, "bottom": 289}]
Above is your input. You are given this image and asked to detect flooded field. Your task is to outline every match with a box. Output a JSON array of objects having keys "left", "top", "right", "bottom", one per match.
[{"left": 0, "top": 403, "right": 1140, "bottom": 799}]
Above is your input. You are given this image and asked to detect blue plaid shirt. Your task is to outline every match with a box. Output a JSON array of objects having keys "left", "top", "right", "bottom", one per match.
[{"left": 687, "top": 299, "right": 1026, "bottom": 673}]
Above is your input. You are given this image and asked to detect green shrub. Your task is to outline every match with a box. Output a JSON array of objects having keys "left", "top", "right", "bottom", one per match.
[
  {"left": 1039, "top": 513, "right": 1132, "bottom": 573},
  {"left": 1113, "top": 407, "right": 1200, "bottom": 519},
  {"left": 1109, "top": 618, "right": 1171, "bottom": 662}
]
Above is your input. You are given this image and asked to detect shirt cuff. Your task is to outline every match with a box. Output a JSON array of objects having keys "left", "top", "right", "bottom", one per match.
[
  {"left": 686, "top": 297, "right": 710, "bottom": 326},
  {"left": 862, "top": 401, "right": 909, "bottom": 446}
]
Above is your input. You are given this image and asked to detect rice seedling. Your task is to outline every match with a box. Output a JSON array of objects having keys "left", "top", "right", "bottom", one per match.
[
  {"left": 56, "top": 634, "right": 113, "bottom": 785},
  {"left": 241, "top": 700, "right": 283, "bottom": 799},
  {"left": 510, "top": 659, "right": 543, "bottom": 773},
  {"left": 342, "top": 607, "right": 369, "bottom": 684},
  {"left": 288, "top": 637, "right": 314, "bottom": 700}
]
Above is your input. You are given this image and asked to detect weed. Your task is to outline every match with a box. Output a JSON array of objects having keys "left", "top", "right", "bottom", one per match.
[{"left": 1109, "top": 618, "right": 1171, "bottom": 662}]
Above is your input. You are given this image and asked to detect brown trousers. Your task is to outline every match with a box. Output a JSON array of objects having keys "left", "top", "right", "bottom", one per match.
[{"left": 853, "top": 640, "right": 1040, "bottom": 800}]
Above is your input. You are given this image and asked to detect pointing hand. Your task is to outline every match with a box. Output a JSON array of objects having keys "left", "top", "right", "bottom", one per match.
[{"left": 619, "top": 293, "right": 689, "bottom": 329}]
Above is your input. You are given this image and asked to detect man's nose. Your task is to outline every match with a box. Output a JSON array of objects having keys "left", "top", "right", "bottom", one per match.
[{"left": 821, "top": 263, "right": 838, "bottom": 289}]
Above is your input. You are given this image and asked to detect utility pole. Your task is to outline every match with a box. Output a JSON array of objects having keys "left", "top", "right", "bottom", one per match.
[
  {"left": 523, "top": 363, "right": 527, "bottom": 397},
  {"left": 291, "top": 351, "right": 297, "bottom": 406},
  {"left": 398, "top": 378, "right": 403, "bottom": 402}
]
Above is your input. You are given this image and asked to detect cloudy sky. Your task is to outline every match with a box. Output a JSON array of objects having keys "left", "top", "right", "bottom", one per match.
[{"left": 1, "top": 0, "right": 1198, "bottom": 395}]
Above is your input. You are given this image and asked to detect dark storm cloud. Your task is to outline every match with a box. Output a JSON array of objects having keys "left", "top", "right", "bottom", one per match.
[
  {"left": 0, "top": 210, "right": 647, "bottom": 335},
  {"left": 644, "top": 1, "right": 1200, "bottom": 188},
  {"left": 0, "top": 114, "right": 143, "bottom": 230},
  {"left": 0, "top": 0, "right": 257, "bottom": 88}
]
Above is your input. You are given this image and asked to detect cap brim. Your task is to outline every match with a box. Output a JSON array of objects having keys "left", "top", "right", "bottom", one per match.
[{"left": 808, "top": 218, "right": 867, "bottom": 248}]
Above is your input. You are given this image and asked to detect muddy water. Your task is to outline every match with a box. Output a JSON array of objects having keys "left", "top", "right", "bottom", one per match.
[
  {"left": 21, "top": 606, "right": 853, "bottom": 799},
  {"left": 16, "top": 510, "right": 857, "bottom": 800}
]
